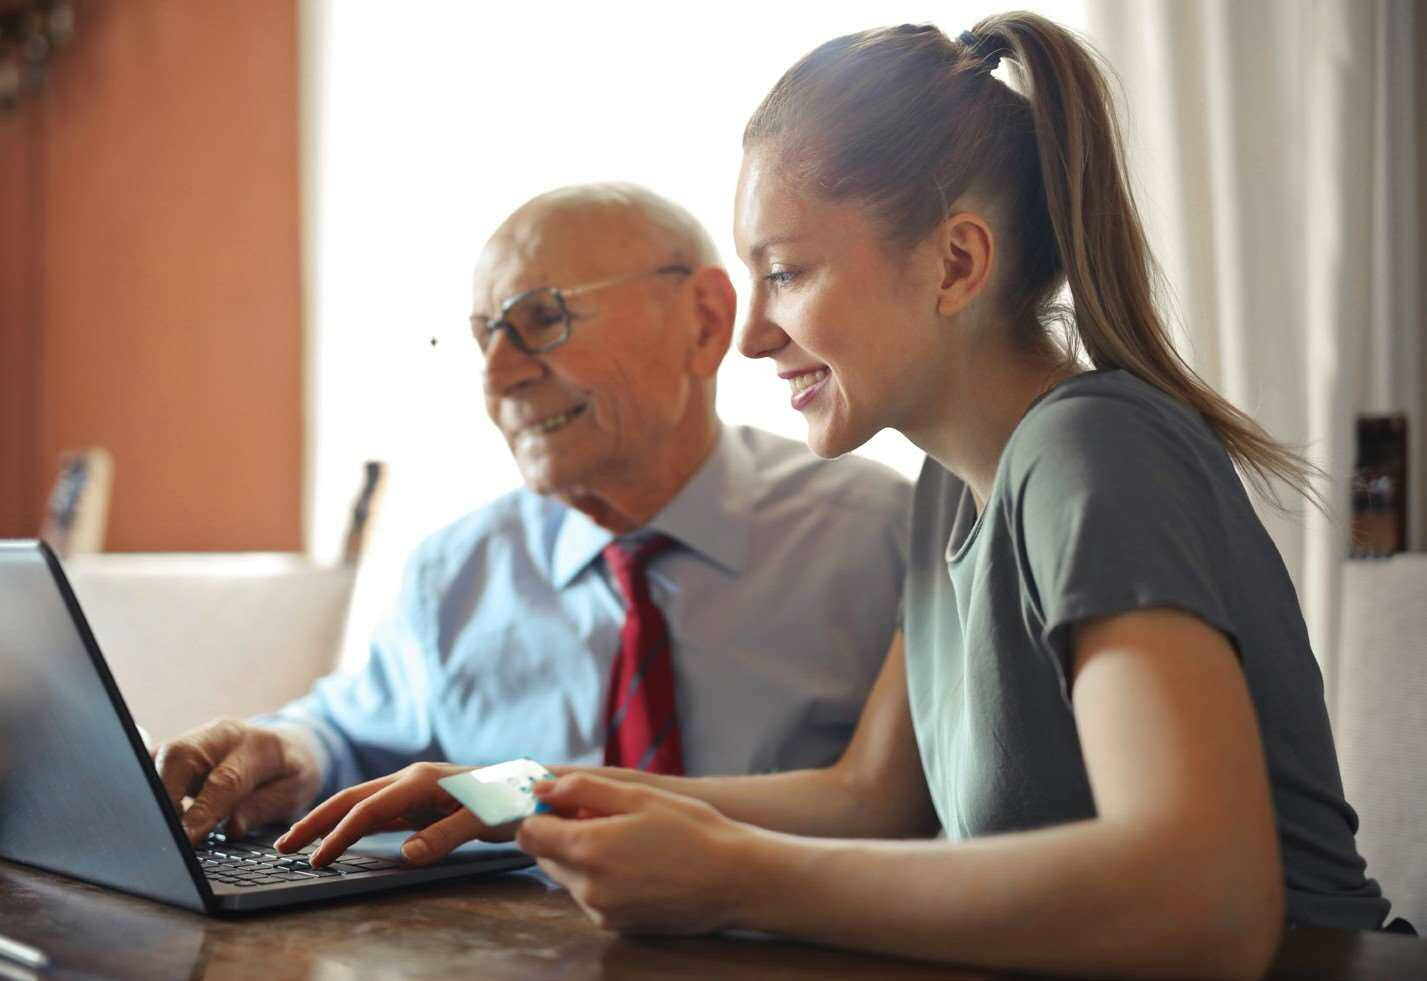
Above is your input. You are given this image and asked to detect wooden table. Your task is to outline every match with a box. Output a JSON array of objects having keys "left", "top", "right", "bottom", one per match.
[{"left": 2, "top": 858, "right": 1424, "bottom": 980}]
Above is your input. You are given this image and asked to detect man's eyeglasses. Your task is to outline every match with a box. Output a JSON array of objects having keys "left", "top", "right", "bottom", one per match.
[{"left": 470, "top": 264, "right": 693, "bottom": 356}]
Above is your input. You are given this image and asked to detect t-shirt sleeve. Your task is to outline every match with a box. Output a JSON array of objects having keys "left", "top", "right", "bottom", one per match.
[{"left": 1006, "top": 393, "right": 1240, "bottom": 698}]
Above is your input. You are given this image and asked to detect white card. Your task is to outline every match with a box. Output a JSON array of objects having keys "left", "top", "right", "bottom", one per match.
[{"left": 437, "top": 758, "right": 555, "bottom": 827}]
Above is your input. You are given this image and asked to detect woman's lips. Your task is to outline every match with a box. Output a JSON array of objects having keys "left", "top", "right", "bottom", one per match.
[{"left": 787, "top": 367, "right": 830, "bottom": 411}]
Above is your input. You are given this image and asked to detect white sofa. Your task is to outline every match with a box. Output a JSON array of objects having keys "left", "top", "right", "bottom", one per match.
[{"left": 65, "top": 554, "right": 355, "bottom": 743}]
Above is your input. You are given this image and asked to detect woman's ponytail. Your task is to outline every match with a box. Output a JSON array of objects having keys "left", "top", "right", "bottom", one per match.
[
  {"left": 975, "top": 13, "right": 1320, "bottom": 508},
  {"left": 745, "top": 11, "right": 1320, "bottom": 508}
]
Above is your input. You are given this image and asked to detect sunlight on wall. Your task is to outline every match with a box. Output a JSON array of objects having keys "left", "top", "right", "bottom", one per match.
[{"left": 302, "top": 1, "right": 1087, "bottom": 645}]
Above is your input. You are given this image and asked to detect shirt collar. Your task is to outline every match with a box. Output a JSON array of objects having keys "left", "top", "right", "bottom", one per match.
[{"left": 550, "top": 425, "right": 753, "bottom": 589}]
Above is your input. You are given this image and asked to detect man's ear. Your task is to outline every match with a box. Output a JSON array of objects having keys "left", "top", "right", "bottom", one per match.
[
  {"left": 933, "top": 210, "right": 996, "bottom": 318},
  {"left": 686, "top": 266, "right": 736, "bottom": 379}
]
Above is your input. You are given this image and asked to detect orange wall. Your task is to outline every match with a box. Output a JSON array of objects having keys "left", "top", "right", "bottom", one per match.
[{"left": 0, "top": 0, "right": 303, "bottom": 551}]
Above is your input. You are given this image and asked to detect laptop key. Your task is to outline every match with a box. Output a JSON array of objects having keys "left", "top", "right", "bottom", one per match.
[{"left": 342, "top": 857, "right": 398, "bottom": 869}]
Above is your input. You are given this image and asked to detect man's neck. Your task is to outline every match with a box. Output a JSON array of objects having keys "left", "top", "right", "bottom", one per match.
[{"left": 562, "top": 417, "right": 722, "bottom": 535}]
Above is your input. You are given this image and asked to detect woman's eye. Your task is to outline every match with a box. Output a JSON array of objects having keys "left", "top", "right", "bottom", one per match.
[{"left": 764, "top": 269, "right": 799, "bottom": 287}]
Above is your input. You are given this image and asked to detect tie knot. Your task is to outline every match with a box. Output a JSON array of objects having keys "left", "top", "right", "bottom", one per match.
[{"left": 602, "top": 533, "right": 676, "bottom": 603}]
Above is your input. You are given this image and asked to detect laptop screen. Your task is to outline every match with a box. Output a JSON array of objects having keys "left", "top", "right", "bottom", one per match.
[{"left": 0, "top": 541, "right": 207, "bottom": 912}]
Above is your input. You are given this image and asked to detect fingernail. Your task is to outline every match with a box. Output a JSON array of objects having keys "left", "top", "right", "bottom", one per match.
[{"left": 402, "top": 839, "right": 430, "bottom": 863}]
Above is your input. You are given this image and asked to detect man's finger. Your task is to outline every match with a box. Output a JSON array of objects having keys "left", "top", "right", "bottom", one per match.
[
  {"left": 397, "top": 808, "right": 497, "bottom": 866},
  {"left": 277, "top": 775, "right": 394, "bottom": 852},
  {"left": 153, "top": 720, "right": 244, "bottom": 815},
  {"left": 227, "top": 777, "right": 306, "bottom": 839},
  {"left": 154, "top": 746, "right": 205, "bottom": 813},
  {"left": 531, "top": 772, "right": 652, "bottom": 818},
  {"left": 180, "top": 733, "right": 281, "bottom": 843}
]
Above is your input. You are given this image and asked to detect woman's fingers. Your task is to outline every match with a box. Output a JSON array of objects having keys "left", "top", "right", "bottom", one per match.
[
  {"left": 306, "top": 780, "right": 440, "bottom": 866},
  {"left": 398, "top": 807, "right": 498, "bottom": 865},
  {"left": 516, "top": 810, "right": 618, "bottom": 870},
  {"left": 276, "top": 773, "right": 396, "bottom": 852},
  {"left": 531, "top": 838, "right": 628, "bottom": 931},
  {"left": 519, "top": 774, "right": 673, "bottom": 868},
  {"left": 531, "top": 772, "right": 653, "bottom": 818}
]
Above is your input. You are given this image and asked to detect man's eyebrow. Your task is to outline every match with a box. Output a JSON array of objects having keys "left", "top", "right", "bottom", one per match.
[{"left": 748, "top": 234, "right": 807, "bottom": 262}]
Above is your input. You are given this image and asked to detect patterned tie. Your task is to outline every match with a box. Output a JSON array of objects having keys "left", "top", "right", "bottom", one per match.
[{"left": 601, "top": 534, "right": 684, "bottom": 774}]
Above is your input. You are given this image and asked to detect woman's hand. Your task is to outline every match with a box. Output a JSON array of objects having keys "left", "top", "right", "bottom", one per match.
[
  {"left": 517, "top": 772, "right": 757, "bottom": 935},
  {"left": 276, "top": 761, "right": 507, "bottom": 867}
]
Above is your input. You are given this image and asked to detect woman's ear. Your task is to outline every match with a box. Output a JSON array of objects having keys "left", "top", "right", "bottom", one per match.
[
  {"left": 687, "top": 266, "right": 736, "bottom": 378},
  {"left": 934, "top": 210, "right": 996, "bottom": 317}
]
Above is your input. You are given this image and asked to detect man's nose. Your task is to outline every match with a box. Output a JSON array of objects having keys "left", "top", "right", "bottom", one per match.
[
  {"left": 736, "top": 299, "right": 789, "bottom": 361},
  {"left": 481, "top": 330, "right": 544, "bottom": 395}
]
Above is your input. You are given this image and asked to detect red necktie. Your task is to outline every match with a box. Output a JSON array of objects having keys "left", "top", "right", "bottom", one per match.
[{"left": 602, "top": 534, "right": 684, "bottom": 774}]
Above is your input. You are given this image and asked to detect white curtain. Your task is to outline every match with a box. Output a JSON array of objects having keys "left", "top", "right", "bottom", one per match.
[{"left": 1083, "top": 0, "right": 1425, "bottom": 704}]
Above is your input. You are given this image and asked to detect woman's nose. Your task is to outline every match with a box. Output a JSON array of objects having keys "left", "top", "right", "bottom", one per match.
[{"left": 736, "top": 301, "right": 789, "bottom": 361}]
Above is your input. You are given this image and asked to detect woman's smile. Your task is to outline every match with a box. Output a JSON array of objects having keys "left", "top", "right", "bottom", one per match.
[{"left": 781, "top": 366, "right": 830, "bottom": 410}]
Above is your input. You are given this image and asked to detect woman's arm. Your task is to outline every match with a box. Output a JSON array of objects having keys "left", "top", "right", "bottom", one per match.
[
  {"left": 520, "top": 609, "right": 1285, "bottom": 980},
  {"left": 282, "top": 632, "right": 933, "bottom": 865},
  {"left": 576, "top": 631, "right": 938, "bottom": 839}
]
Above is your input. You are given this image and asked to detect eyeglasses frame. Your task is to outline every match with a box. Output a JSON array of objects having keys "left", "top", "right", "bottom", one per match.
[{"left": 471, "top": 263, "right": 693, "bottom": 356}]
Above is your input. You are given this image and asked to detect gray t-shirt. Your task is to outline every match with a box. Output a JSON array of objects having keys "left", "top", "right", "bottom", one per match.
[{"left": 904, "top": 369, "right": 1389, "bottom": 930}]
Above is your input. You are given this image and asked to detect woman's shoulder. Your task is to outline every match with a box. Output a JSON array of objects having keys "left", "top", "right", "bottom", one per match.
[
  {"left": 1001, "top": 369, "right": 1235, "bottom": 506},
  {"left": 1010, "top": 370, "right": 1218, "bottom": 462},
  {"left": 1027, "top": 368, "right": 1207, "bottom": 431}
]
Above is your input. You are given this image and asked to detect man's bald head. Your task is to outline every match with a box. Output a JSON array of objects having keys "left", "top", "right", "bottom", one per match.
[
  {"left": 473, "top": 183, "right": 737, "bottom": 533},
  {"left": 476, "top": 183, "right": 719, "bottom": 298},
  {"left": 498, "top": 181, "right": 717, "bottom": 267}
]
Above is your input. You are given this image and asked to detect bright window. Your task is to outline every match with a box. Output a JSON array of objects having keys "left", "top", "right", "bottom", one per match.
[{"left": 303, "top": 1, "right": 1088, "bottom": 588}]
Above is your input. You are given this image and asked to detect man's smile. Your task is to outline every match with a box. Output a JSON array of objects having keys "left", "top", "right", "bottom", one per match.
[{"left": 517, "top": 403, "right": 589, "bottom": 438}]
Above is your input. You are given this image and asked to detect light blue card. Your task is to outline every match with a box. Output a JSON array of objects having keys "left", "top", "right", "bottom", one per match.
[{"left": 437, "top": 758, "right": 555, "bottom": 827}]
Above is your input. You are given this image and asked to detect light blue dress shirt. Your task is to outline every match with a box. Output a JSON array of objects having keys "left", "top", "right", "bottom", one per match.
[{"left": 260, "top": 425, "right": 911, "bottom": 800}]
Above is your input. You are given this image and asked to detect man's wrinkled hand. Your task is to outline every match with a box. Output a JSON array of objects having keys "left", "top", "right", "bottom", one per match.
[{"left": 152, "top": 718, "right": 324, "bottom": 844}]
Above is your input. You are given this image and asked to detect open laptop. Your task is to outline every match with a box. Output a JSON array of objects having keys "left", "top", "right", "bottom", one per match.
[{"left": 0, "top": 540, "right": 533, "bottom": 913}]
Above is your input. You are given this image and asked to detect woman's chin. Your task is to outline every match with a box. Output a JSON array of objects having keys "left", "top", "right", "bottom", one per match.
[{"left": 804, "top": 418, "right": 868, "bottom": 459}]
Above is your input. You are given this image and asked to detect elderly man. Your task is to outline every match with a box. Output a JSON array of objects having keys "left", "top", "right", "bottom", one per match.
[{"left": 154, "top": 183, "right": 909, "bottom": 849}]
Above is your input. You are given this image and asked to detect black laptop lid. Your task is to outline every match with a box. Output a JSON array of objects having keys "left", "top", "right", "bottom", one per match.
[{"left": 0, "top": 541, "right": 208, "bottom": 912}]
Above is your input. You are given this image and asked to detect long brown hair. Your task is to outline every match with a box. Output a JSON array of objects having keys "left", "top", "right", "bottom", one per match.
[{"left": 744, "top": 12, "right": 1319, "bottom": 509}]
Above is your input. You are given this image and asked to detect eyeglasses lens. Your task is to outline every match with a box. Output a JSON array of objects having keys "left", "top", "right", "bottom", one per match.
[{"left": 506, "top": 289, "right": 567, "bottom": 351}]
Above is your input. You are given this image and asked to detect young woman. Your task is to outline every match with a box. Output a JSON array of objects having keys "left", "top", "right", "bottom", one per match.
[{"left": 279, "top": 14, "right": 1397, "bottom": 977}]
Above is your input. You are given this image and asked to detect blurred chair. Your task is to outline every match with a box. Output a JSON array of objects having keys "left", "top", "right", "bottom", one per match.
[
  {"left": 1335, "top": 553, "right": 1427, "bottom": 931},
  {"left": 39, "top": 447, "right": 113, "bottom": 558}
]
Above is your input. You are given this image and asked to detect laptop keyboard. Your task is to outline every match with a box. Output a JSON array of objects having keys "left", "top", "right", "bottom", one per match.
[{"left": 196, "top": 832, "right": 401, "bottom": 889}]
